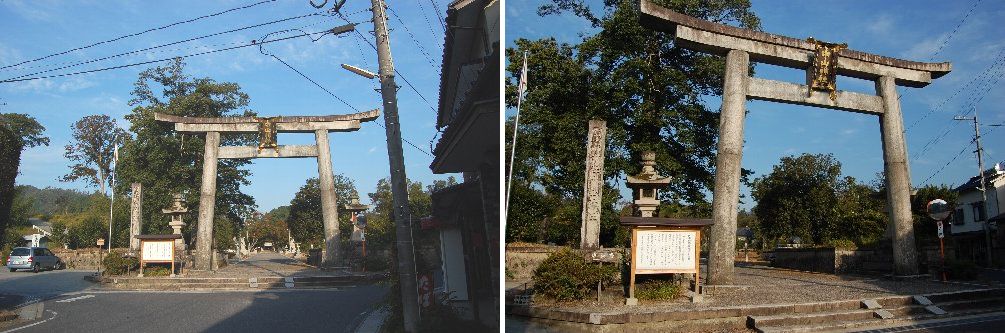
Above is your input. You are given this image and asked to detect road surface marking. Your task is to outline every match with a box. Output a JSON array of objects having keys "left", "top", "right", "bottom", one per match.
[
  {"left": 0, "top": 310, "right": 57, "bottom": 333},
  {"left": 54, "top": 295, "right": 94, "bottom": 303}
]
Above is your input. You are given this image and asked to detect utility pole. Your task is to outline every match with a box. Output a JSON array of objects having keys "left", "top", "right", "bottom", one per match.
[
  {"left": 955, "top": 107, "right": 997, "bottom": 267},
  {"left": 369, "top": 0, "right": 420, "bottom": 331}
]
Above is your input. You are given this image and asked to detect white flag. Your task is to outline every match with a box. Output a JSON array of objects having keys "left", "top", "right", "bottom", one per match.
[{"left": 517, "top": 51, "right": 528, "bottom": 100}]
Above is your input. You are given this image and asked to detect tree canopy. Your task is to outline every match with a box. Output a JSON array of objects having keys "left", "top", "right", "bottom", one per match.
[
  {"left": 114, "top": 58, "right": 257, "bottom": 241},
  {"left": 287, "top": 176, "right": 358, "bottom": 249},
  {"left": 504, "top": 0, "right": 760, "bottom": 246},
  {"left": 60, "top": 114, "right": 130, "bottom": 195},
  {"left": 0, "top": 113, "right": 48, "bottom": 249},
  {"left": 751, "top": 153, "right": 888, "bottom": 248}
]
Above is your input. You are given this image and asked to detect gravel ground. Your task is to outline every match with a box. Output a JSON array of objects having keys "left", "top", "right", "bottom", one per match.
[
  {"left": 186, "top": 252, "right": 352, "bottom": 278},
  {"left": 510, "top": 264, "right": 1001, "bottom": 313}
]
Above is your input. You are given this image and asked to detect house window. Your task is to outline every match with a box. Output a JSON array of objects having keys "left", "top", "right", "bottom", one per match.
[
  {"left": 954, "top": 208, "right": 964, "bottom": 225},
  {"left": 972, "top": 201, "right": 987, "bottom": 221}
]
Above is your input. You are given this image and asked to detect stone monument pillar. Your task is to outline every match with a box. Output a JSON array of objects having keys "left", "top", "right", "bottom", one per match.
[
  {"left": 580, "top": 120, "right": 607, "bottom": 249},
  {"left": 129, "top": 183, "right": 143, "bottom": 252},
  {"left": 163, "top": 194, "right": 189, "bottom": 252}
]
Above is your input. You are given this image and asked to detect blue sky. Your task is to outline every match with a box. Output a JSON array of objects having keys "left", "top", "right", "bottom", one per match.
[
  {"left": 506, "top": 0, "right": 1005, "bottom": 209},
  {"left": 1, "top": 0, "right": 456, "bottom": 211}
]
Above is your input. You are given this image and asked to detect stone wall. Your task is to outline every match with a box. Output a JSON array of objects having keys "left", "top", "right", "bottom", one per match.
[
  {"left": 51, "top": 248, "right": 115, "bottom": 270},
  {"left": 769, "top": 248, "right": 894, "bottom": 274},
  {"left": 505, "top": 244, "right": 624, "bottom": 282},
  {"left": 769, "top": 248, "right": 837, "bottom": 273}
]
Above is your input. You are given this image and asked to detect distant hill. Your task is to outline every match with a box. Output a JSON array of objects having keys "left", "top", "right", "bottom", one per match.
[{"left": 15, "top": 185, "right": 93, "bottom": 217}]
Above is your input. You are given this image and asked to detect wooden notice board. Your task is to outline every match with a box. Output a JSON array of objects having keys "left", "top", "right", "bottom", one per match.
[
  {"left": 136, "top": 234, "right": 182, "bottom": 277},
  {"left": 621, "top": 217, "right": 711, "bottom": 304}
]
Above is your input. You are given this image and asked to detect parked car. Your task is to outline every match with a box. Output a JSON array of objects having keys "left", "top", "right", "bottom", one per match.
[{"left": 6, "top": 247, "right": 64, "bottom": 273}]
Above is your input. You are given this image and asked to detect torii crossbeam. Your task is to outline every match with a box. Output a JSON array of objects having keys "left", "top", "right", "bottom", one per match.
[
  {"left": 155, "top": 109, "right": 380, "bottom": 270},
  {"left": 639, "top": 0, "right": 951, "bottom": 283}
]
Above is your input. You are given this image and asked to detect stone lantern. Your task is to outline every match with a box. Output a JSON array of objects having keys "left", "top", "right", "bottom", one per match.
[
  {"left": 162, "top": 194, "right": 188, "bottom": 251},
  {"left": 343, "top": 192, "right": 370, "bottom": 243},
  {"left": 626, "top": 151, "right": 671, "bottom": 217}
]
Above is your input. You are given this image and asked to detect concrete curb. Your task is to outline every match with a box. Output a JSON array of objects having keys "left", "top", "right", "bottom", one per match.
[{"left": 354, "top": 306, "right": 389, "bottom": 333}]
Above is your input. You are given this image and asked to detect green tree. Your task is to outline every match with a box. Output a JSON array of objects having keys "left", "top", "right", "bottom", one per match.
[
  {"left": 0, "top": 113, "right": 49, "bottom": 248},
  {"left": 752, "top": 153, "right": 844, "bottom": 245},
  {"left": 504, "top": 0, "right": 760, "bottom": 246},
  {"left": 60, "top": 115, "right": 130, "bottom": 194},
  {"left": 246, "top": 212, "right": 289, "bottom": 250},
  {"left": 752, "top": 153, "right": 889, "bottom": 247},
  {"left": 113, "top": 58, "right": 257, "bottom": 244},
  {"left": 287, "top": 176, "right": 357, "bottom": 249}
]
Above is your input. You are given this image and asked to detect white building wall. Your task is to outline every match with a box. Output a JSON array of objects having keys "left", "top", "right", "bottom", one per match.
[{"left": 953, "top": 165, "right": 1005, "bottom": 234}]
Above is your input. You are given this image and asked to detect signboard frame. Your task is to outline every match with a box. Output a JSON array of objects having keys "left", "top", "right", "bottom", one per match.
[
  {"left": 629, "top": 226, "right": 702, "bottom": 302},
  {"left": 136, "top": 234, "right": 182, "bottom": 277}
]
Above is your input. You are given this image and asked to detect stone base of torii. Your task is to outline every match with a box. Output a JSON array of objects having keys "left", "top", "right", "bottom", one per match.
[{"left": 155, "top": 109, "right": 380, "bottom": 271}]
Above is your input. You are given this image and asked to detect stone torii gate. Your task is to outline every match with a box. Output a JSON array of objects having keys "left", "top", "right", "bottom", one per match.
[
  {"left": 639, "top": 1, "right": 952, "bottom": 283},
  {"left": 155, "top": 109, "right": 380, "bottom": 270}
]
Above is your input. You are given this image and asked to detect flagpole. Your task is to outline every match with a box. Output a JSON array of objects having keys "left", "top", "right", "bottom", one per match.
[
  {"left": 108, "top": 143, "right": 118, "bottom": 254},
  {"left": 505, "top": 51, "right": 528, "bottom": 219}
]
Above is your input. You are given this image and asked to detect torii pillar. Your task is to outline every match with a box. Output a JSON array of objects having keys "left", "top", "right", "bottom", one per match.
[
  {"left": 639, "top": 0, "right": 951, "bottom": 283},
  {"left": 156, "top": 110, "right": 381, "bottom": 270}
]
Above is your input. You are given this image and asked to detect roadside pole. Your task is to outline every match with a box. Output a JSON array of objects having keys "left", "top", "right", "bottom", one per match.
[{"left": 369, "top": 0, "right": 420, "bottom": 331}]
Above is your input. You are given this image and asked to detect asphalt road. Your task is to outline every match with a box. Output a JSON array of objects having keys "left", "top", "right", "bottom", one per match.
[
  {"left": 0, "top": 268, "right": 388, "bottom": 332},
  {"left": 0, "top": 269, "right": 96, "bottom": 300}
]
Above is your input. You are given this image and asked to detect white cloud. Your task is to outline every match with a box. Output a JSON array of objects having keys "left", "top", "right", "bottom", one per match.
[
  {"left": 867, "top": 14, "right": 894, "bottom": 34},
  {"left": 901, "top": 33, "right": 950, "bottom": 60},
  {"left": 2, "top": 0, "right": 54, "bottom": 22}
]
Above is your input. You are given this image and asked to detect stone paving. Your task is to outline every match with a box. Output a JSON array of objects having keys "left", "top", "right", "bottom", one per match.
[
  {"left": 509, "top": 263, "right": 1002, "bottom": 312},
  {"left": 187, "top": 252, "right": 348, "bottom": 278}
]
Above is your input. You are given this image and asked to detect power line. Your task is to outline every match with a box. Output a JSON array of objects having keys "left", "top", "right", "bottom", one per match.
[
  {"left": 911, "top": 52, "right": 1005, "bottom": 158},
  {"left": 2, "top": 13, "right": 326, "bottom": 82},
  {"left": 386, "top": 6, "right": 440, "bottom": 70},
  {"left": 425, "top": 0, "right": 447, "bottom": 32},
  {"left": 414, "top": 0, "right": 444, "bottom": 39},
  {"left": 258, "top": 29, "right": 434, "bottom": 158},
  {"left": 337, "top": 11, "right": 438, "bottom": 114},
  {"left": 0, "top": 0, "right": 278, "bottom": 71},
  {"left": 0, "top": 27, "right": 339, "bottom": 84},
  {"left": 918, "top": 138, "right": 974, "bottom": 186},
  {"left": 905, "top": 49, "right": 1005, "bottom": 131},
  {"left": 929, "top": 0, "right": 983, "bottom": 60}
]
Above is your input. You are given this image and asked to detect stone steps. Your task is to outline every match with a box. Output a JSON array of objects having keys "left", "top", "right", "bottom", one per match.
[{"left": 749, "top": 289, "right": 1005, "bottom": 333}]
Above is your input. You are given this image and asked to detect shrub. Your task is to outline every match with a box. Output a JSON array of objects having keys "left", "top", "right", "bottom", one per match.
[
  {"left": 143, "top": 265, "right": 171, "bottom": 277},
  {"left": 532, "top": 248, "right": 618, "bottom": 301},
  {"left": 102, "top": 251, "right": 138, "bottom": 276},
  {"left": 944, "top": 259, "right": 979, "bottom": 280},
  {"left": 636, "top": 278, "right": 682, "bottom": 301},
  {"left": 365, "top": 255, "right": 390, "bottom": 271},
  {"left": 825, "top": 239, "right": 857, "bottom": 250}
]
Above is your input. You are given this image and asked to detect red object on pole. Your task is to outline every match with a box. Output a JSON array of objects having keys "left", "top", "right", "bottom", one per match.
[{"left": 939, "top": 237, "right": 947, "bottom": 282}]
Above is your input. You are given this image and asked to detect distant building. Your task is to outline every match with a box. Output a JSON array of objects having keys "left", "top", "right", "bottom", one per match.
[
  {"left": 427, "top": 0, "right": 499, "bottom": 327},
  {"left": 951, "top": 162, "right": 1004, "bottom": 263}
]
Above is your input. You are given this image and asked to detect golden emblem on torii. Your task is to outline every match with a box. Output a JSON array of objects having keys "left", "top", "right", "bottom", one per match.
[
  {"left": 255, "top": 116, "right": 279, "bottom": 153},
  {"left": 807, "top": 37, "right": 847, "bottom": 101}
]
